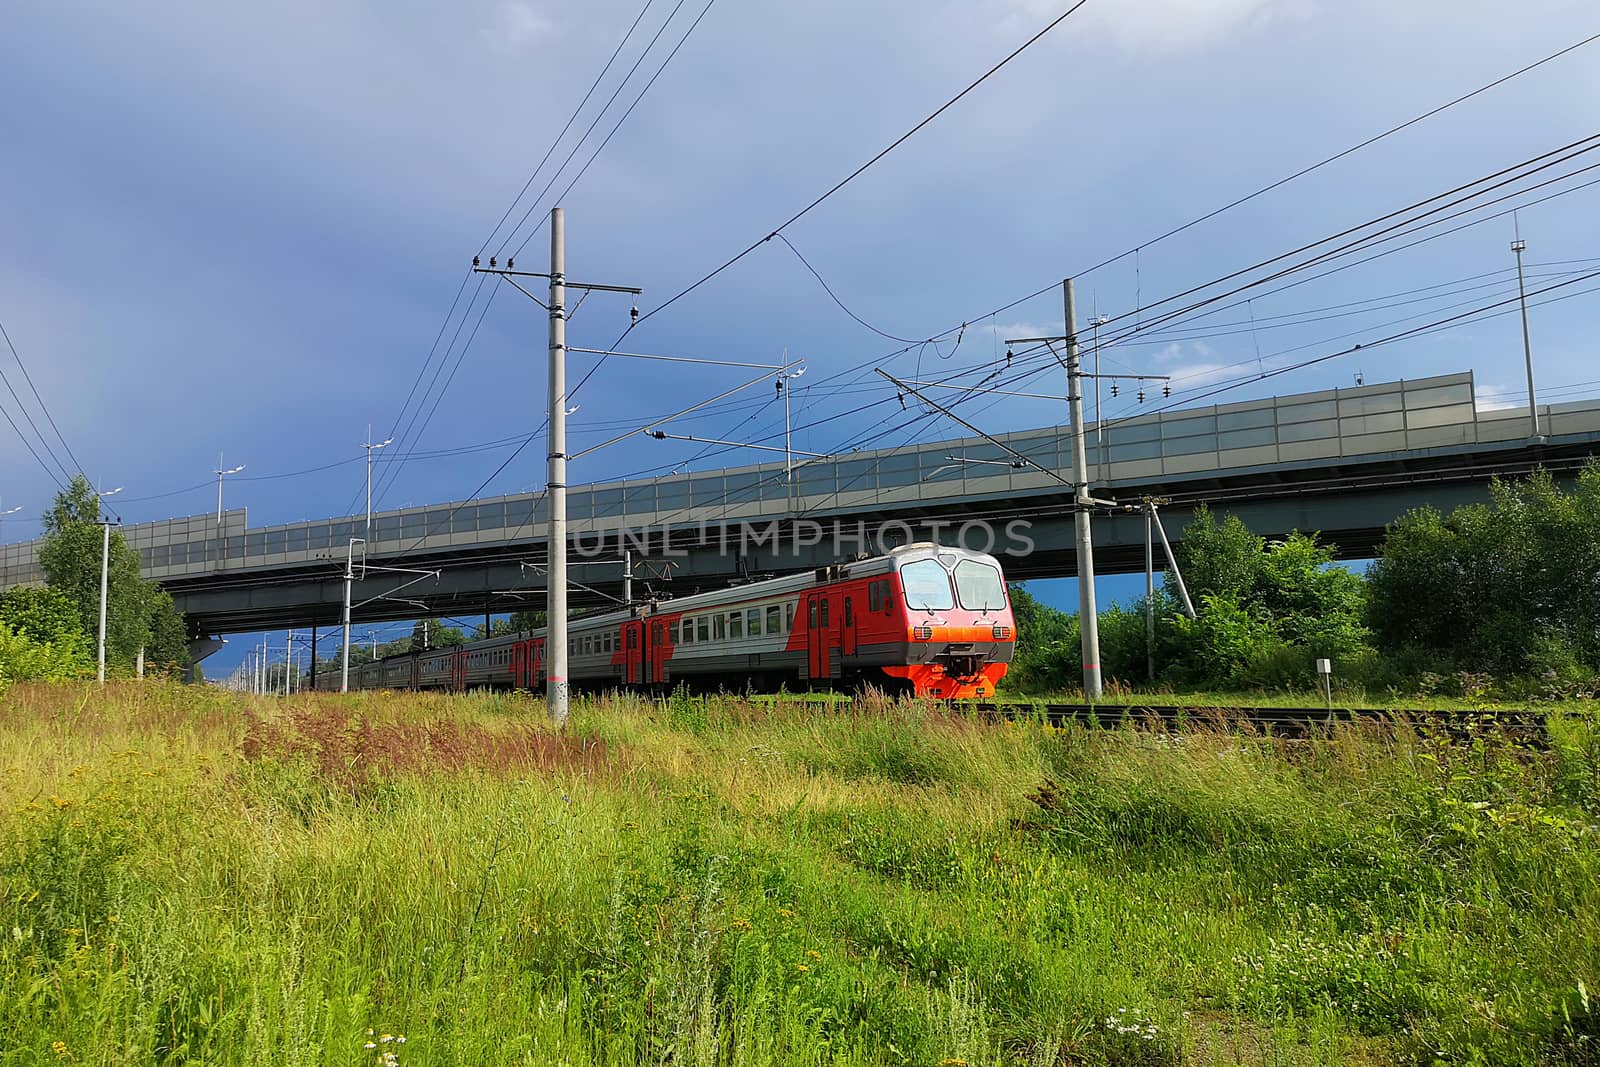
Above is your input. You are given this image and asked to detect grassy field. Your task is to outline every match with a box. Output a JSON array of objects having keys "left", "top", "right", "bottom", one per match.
[{"left": 1, "top": 683, "right": 1597, "bottom": 1065}]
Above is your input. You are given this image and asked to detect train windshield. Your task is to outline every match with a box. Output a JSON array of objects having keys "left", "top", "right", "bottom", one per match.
[
  {"left": 954, "top": 559, "right": 1007, "bottom": 610},
  {"left": 900, "top": 560, "right": 955, "bottom": 611}
]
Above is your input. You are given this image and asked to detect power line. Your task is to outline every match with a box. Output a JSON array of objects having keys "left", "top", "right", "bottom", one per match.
[
  {"left": 1088, "top": 134, "right": 1600, "bottom": 346},
  {"left": 498, "top": 0, "right": 701, "bottom": 258},
  {"left": 478, "top": 0, "right": 662, "bottom": 256},
  {"left": 0, "top": 318, "right": 83, "bottom": 477},
  {"left": 760, "top": 30, "right": 1600, "bottom": 396},
  {"left": 0, "top": 339, "right": 73, "bottom": 483},
  {"left": 1095, "top": 268, "right": 1600, "bottom": 433},
  {"left": 0, "top": 396, "right": 65, "bottom": 489},
  {"left": 506, "top": 0, "right": 718, "bottom": 259},
  {"left": 772, "top": 233, "right": 926, "bottom": 343},
  {"left": 371, "top": 279, "right": 503, "bottom": 508},
  {"left": 590, "top": 0, "right": 1093, "bottom": 356},
  {"left": 363, "top": 273, "right": 496, "bottom": 512},
  {"left": 360, "top": 1, "right": 695, "bottom": 521}
]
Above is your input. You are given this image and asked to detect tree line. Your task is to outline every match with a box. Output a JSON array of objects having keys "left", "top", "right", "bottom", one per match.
[
  {"left": 0, "top": 476, "right": 189, "bottom": 690},
  {"left": 1008, "top": 464, "right": 1600, "bottom": 698}
]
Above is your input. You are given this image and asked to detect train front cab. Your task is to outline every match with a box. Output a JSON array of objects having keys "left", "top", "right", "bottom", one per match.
[
  {"left": 879, "top": 546, "right": 1013, "bottom": 698},
  {"left": 796, "top": 545, "right": 1013, "bottom": 699}
]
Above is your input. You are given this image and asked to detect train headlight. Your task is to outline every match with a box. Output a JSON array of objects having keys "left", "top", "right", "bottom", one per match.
[
  {"left": 912, "top": 625, "right": 933, "bottom": 641},
  {"left": 992, "top": 625, "right": 1012, "bottom": 640}
]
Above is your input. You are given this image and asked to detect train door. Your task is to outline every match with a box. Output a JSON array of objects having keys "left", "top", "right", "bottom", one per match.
[
  {"left": 650, "top": 619, "right": 669, "bottom": 685},
  {"left": 622, "top": 621, "right": 644, "bottom": 685},
  {"left": 532, "top": 638, "right": 545, "bottom": 690},
  {"left": 841, "top": 594, "right": 858, "bottom": 657},
  {"left": 450, "top": 649, "right": 468, "bottom": 692},
  {"left": 511, "top": 642, "right": 529, "bottom": 690},
  {"left": 806, "top": 593, "right": 834, "bottom": 681}
]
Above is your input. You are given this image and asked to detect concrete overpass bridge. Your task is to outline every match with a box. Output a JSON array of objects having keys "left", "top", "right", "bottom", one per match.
[{"left": 3, "top": 372, "right": 1596, "bottom": 646}]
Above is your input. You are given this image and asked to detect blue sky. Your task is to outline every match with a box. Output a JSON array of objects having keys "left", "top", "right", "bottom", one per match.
[{"left": 3, "top": 0, "right": 1598, "bottom": 674}]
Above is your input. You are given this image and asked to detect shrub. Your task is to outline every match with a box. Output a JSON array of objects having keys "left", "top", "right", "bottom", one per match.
[{"left": 0, "top": 620, "right": 92, "bottom": 692}]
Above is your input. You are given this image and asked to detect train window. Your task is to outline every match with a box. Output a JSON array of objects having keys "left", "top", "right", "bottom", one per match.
[
  {"left": 628, "top": 629, "right": 638, "bottom": 650},
  {"left": 901, "top": 560, "right": 955, "bottom": 611},
  {"left": 697, "top": 616, "right": 710, "bottom": 643},
  {"left": 808, "top": 600, "right": 817, "bottom": 629},
  {"left": 748, "top": 608, "right": 762, "bottom": 636},
  {"left": 869, "top": 583, "right": 881, "bottom": 612},
  {"left": 844, "top": 597, "right": 853, "bottom": 625},
  {"left": 713, "top": 614, "right": 726, "bottom": 640},
  {"left": 820, "top": 599, "right": 830, "bottom": 627},
  {"left": 772, "top": 604, "right": 785, "bottom": 634},
  {"left": 786, "top": 602, "right": 796, "bottom": 630},
  {"left": 680, "top": 621, "right": 691, "bottom": 645},
  {"left": 954, "top": 559, "right": 1007, "bottom": 610},
  {"left": 729, "top": 612, "right": 743, "bottom": 639}
]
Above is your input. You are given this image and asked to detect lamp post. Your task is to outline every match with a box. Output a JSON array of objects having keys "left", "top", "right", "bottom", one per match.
[
  {"left": 363, "top": 428, "right": 393, "bottom": 540},
  {"left": 1511, "top": 237, "right": 1540, "bottom": 438},
  {"left": 214, "top": 456, "right": 245, "bottom": 565}
]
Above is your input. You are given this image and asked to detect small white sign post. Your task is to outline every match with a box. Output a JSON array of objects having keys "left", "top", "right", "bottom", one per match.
[{"left": 1316, "top": 658, "right": 1333, "bottom": 710}]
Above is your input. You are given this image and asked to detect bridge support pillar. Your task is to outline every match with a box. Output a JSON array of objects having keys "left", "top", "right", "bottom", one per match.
[{"left": 185, "top": 636, "right": 225, "bottom": 684}]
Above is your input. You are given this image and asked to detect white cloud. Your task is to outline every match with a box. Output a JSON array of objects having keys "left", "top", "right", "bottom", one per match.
[
  {"left": 1000, "top": 0, "right": 1315, "bottom": 53},
  {"left": 1475, "top": 385, "right": 1526, "bottom": 412},
  {"left": 485, "top": 1, "right": 553, "bottom": 52}
]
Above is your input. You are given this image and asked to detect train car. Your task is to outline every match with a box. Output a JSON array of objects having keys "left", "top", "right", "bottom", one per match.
[{"left": 324, "top": 542, "right": 1014, "bottom": 699}]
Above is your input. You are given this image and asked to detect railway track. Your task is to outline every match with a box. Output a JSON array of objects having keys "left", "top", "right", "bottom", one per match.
[{"left": 969, "top": 702, "right": 1550, "bottom": 741}]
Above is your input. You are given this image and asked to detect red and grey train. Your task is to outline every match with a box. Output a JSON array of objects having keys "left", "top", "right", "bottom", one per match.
[{"left": 320, "top": 543, "right": 1016, "bottom": 699}]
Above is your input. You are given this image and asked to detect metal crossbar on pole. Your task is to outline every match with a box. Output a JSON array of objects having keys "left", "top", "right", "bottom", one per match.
[{"left": 566, "top": 347, "right": 787, "bottom": 370}]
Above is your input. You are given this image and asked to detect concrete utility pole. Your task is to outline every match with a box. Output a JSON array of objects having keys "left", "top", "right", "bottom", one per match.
[
  {"left": 1062, "top": 279, "right": 1103, "bottom": 700},
  {"left": 282, "top": 628, "right": 293, "bottom": 697},
  {"left": 547, "top": 208, "right": 571, "bottom": 725},
  {"left": 364, "top": 427, "right": 393, "bottom": 540},
  {"left": 341, "top": 539, "right": 356, "bottom": 693},
  {"left": 623, "top": 548, "right": 633, "bottom": 607},
  {"left": 1144, "top": 504, "right": 1155, "bottom": 683},
  {"left": 1511, "top": 235, "right": 1540, "bottom": 438},
  {"left": 97, "top": 520, "right": 111, "bottom": 685},
  {"left": 471, "top": 208, "right": 641, "bottom": 725}
]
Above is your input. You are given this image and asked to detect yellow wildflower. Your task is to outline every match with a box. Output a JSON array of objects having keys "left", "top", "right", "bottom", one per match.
[
  {"left": 52, "top": 1041, "right": 68, "bottom": 1058},
  {"left": 805, "top": 949, "right": 820, "bottom": 960},
  {"left": 729, "top": 917, "right": 752, "bottom": 932},
  {"left": 795, "top": 963, "right": 809, "bottom": 973}
]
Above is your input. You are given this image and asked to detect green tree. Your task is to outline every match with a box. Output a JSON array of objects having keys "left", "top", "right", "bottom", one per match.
[
  {"left": 1367, "top": 465, "right": 1600, "bottom": 677},
  {"left": 0, "top": 586, "right": 84, "bottom": 645},
  {"left": 144, "top": 588, "right": 191, "bottom": 675},
  {"left": 1005, "top": 584, "right": 1080, "bottom": 692},
  {"left": 1171, "top": 505, "right": 1265, "bottom": 603},
  {"left": 1158, "top": 510, "right": 1370, "bottom": 688},
  {"left": 411, "top": 619, "right": 466, "bottom": 649},
  {"left": 37, "top": 475, "right": 151, "bottom": 670},
  {"left": 506, "top": 609, "right": 546, "bottom": 633}
]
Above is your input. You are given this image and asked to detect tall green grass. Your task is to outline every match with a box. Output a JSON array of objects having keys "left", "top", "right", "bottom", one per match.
[{"left": 0, "top": 681, "right": 1596, "bottom": 1065}]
